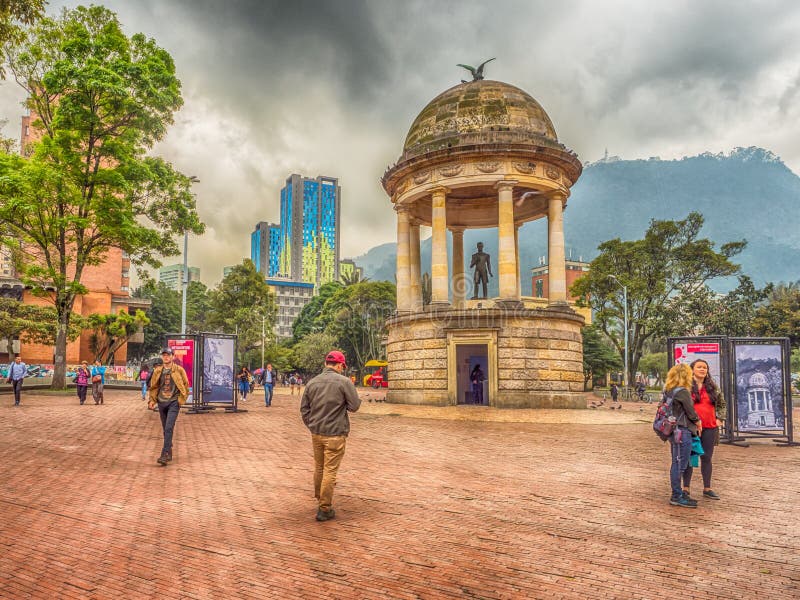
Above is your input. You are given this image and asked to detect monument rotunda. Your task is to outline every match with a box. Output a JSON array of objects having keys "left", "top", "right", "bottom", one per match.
[{"left": 381, "top": 71, "right": 588, "bottom": 409}]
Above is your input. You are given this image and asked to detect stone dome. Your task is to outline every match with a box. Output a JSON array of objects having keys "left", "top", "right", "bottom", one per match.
[
  {"left": 749, "top": 372, "right": 768, "bottom": 387},
  {"left": 402, "top": 80, "right": 559, "bottom": 159}
]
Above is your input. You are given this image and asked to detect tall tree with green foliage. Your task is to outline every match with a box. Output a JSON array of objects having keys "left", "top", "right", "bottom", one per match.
[
  {"left": 87, "top": 309, "right": 150, "bottom": 364},
  {"left": 319, "top": 281, "right": 396, "bottom": 372},
  {"left": 581, "top": 324, "right": 622, "bottom": 389},
  {"left": 0, "top": 1, "right": 44, "bottom": 70},
  {"left": 292, "top": 281, "right": 342, "bottom": 341},
  {"left": 186, "top": 280, "right": 211, "bottom": 334},
  {"left": 0, "top": 6, "right": 203, "bottom": 387},
  {"left": 752, "top": 282, "right": 800, "bottom": 348},
  {"left": 207, "top": 260, "right": 276, "bottom": 360},
  {"left": 0, "top": 296, "right": 81, "bottom": 357},
  {"left": 293, "top": 332, "right": 337, "bottom": 376},
  {"left": 133, "top": 278, "right": 180, "bottom": 360},
  {"left": 572, "top": 212, "right": 744, "bottom": 383}
]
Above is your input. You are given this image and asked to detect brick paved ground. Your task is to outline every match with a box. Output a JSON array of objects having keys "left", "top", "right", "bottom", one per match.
[{"left": 1, "top": 388, "right": 798, "bottom": 599}]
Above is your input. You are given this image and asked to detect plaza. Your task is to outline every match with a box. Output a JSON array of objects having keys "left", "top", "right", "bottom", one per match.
[{"left": 1, "top": 388, "right": 798, "bottom": 599}]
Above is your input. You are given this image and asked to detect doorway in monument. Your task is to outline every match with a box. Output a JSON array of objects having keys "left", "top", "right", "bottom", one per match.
[{"left": 456, "top": 344, "right": 489, "bottom": 405}]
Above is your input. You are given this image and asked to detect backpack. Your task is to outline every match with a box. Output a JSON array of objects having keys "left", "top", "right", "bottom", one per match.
[{"left": 653, "top": 386, "right": 684, "bottom": 441}]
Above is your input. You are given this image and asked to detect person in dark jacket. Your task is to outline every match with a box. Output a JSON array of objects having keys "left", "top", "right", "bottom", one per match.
[
  {"left": 684, "top": 359, "right": 727, "bottom": 500},
  {"left": 299, "top": 350, "right": 361, "bottom": 522},
  {"left": 664, "top": 363, "right": 702, "bottom": 508}
]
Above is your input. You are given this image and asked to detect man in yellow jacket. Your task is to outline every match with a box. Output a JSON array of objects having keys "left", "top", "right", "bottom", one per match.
[{"left": 148, "top": 348, "right": 189, "bottom": 466}]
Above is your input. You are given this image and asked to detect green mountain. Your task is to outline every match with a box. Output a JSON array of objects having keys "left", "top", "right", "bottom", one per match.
[{"left": 356, "top": 147, "right": 800, "bottom": 294}]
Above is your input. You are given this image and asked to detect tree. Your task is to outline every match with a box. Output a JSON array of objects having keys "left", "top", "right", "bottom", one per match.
[
  {"left": 293, "top": 332, "right": 337, "bottom": 376},
  {"left": 185, "top": 280, "right": 211, "bottom": 334},
  {"left": 133, "top": 278, "right": 180, "bottom": 360},
  {"left": 639, "top": 352, "right": 668, "bottom": 387},
  {"left": 0, "top": 6, "right": 203, "bottom": 387},
  {"left": 0, "top": 296, "right": 81, "bottom": 357},
  {"left": 340, "top": 269, "right": 367, "bottom": 286},
  {"left": 752, "top": 282, "right": 800, "bottom": 348},
  {"left": 0, "top": 1, "right": 44, "bottom": 74},
  {"left": 292, "top": 281, "right": 342, "bottom": 341},
  {"left": 87, "top": 309, "right": 150, "bottom": 364},
  {"left": 581, "top": 325, "right": 622, "bottom": 389},
  {"left": 572, "top": 212, "right": 744, "bottom": 384},
  {"left": 207, "top": 260, "right": 276, "bottom": 359},
  {"left": 320, "top": 281, "right": 396, "bottom": 372}
]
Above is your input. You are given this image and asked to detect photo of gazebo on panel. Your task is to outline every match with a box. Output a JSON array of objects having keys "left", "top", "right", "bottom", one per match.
[{"left": 733, "top": 342, "right": 786, "bottom": 432}]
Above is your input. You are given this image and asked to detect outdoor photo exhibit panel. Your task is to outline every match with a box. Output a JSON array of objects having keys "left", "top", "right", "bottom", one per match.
[
  {"left": 166, "top": 336, "right": 198, "bottom": 404},
  {"left": 202, "top": 335, "right": 235, "bottom": 404},
  {"left": 731, "top": 338, "right": 793, "bottom": 440}
]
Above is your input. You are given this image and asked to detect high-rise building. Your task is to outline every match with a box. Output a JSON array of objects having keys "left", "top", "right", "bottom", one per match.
[
  {"left": 269, "top": 174, "right": 340, "bottom": 286},
  {"left": 265, "top": 278, "right": 315, "bottom": 339},
  {"left": 251, "top": 221, "right": 279, "bottom": 274},
  {"left": 159, "top": 264, "right": 200, "bottom": 291},
  {"left": 339, "top": 258, "right": 363, "bottom": 283}
]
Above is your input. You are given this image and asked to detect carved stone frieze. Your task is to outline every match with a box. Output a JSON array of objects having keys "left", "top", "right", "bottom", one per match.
[
  {"left": 413, "top": 170, "right": 431, "bottom": 184},
  {"left": 475, "top": 161, "right": 500, "bottom": 173},
  {"left": 545, "top": 167, "right": 561, "bottom": 180},
  {"left": 439, "top": 165, "right": 464, "bottom": 177},
  {"left": 513, "top": 162, "right": 536, "bottom": 174}
]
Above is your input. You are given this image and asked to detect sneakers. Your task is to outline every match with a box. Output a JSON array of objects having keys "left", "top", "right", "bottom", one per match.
[
  {"left": 681, "top": 491, "right": 698, "bottom": 505},
  {"left": 315, "top": 508, "right": 335, "bottom": 522},
  {"left": 157, "top": 453, "right": 169, "bottom": 466},
  {"left": 669, "top": 495, "right": 697, "bottom": 508},
  {"left": 703, "top": 489, "right": 720, "bottom": 500}
]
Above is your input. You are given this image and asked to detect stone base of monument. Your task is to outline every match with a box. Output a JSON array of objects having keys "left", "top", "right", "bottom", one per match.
[{"left": 386, "top": 306, "right": 586, "bottom": 409}]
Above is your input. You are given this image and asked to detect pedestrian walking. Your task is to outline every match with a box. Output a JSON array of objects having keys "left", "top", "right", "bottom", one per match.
[
  {"left": 237, "top": 366, "right": 251, "bottom": 401},
  {"left": 7, "top": 356, "right": 27, "bottom": 406},
  {"left": 138, "top": 363, "right": 150, "bottom": 400},
  {"left": 289, "top": 373, "right": 299, "bottom": 395},
  {"left": 664, "top": 363, "right": 702, "bottom": 508},
  {"left": 299, "top": 350, "right": 361, "bottom": 522},
  {"left": 90, "top": 360, "right": 106, "bottom": 404},
  {"left": 264, "top": 363, "right": 275, "bottom": 407},
  {"left": 74, "top": 361, "right": 91, "bottom": 405},
  {"left": 610, "top": 383, "right": 619, "bottom": 402},
  {"left": 683, "top": 359, "right": 726, "bottom": 500},
  {"left": 147, "top": 348, "right": 189, "bottom": 466}
]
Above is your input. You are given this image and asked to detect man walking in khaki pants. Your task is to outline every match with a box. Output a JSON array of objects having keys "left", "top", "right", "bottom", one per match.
[{"left": 300, "top": 350, "right": 361, "bottom": 522}]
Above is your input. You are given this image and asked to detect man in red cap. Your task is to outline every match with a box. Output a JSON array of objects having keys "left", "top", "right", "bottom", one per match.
[{"left": 300, "top": 350, "right": 361, "bottom": 521}]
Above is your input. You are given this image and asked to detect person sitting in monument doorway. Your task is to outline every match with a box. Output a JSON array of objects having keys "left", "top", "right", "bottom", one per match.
[
  {"left": 471, "top": 363, "right": 485, "bottom": 405},
  {"left": 469, "top": 242, "right": 492, "bottom": 299}
]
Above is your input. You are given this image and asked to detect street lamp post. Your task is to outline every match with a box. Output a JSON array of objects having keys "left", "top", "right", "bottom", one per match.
[
  {"left": 261, "top": 312, "right": 266, "bottom": 370},
  {"left": 181, "top": 176, "right": 200, "bottom": 335},
  {"left": 607, "top": 275, "right": 628, "bottom": 388}
]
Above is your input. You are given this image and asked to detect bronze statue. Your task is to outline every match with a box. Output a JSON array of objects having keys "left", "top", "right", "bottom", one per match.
[
  {"left": 457, "top": 58, "right": 496, "bottom": 83},
  {"left": 469, "top": 242, "right": 492, "bottom": 299}
]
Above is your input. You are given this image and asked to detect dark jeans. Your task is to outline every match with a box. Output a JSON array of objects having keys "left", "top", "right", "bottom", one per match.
[
  {"left": 77, "top": 385, "right": 88, "bottom": 404},
  {"left": 265, "top": 383, "right": 273, "bottom": 406},
  {"left": 11, "top": 379, "right": 23, "bottom": 404},
  {"left": 158, "top": 400, "right": 180, "bottom": 456},
  {"left": 472, "top": 382, "right": 483, "bottom": 404},
  {"left": 669, "top": 427, "right": 692, "bottom": 498},
  {"left": 683, "top": 427, "right": 717, "bottom": 489}
]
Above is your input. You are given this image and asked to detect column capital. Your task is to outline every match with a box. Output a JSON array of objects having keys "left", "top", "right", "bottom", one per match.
[
  {"left": 394, "top": 203, "right": 411, "bottom": 215},
  {"left": 495, "top": 179, "right": 519, "bottom": 191},
  {"left": 449, "top": 225, "right": 467, "bottom": 234},
  {"left": 431, "top": 185, "right": 450, "bottom": 196}
]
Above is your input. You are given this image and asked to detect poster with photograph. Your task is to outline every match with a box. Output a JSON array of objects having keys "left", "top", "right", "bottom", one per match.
[
  {"left": 673, "top": 341, "right": 722, "bottom": 385},
  {"left": 202, "top": 336, "right": 235, "bottom": 404},
  {"left": 168, "top": 338, "right": 195, "bottom": 403},
  {"left": 732, "top": 342, "right": 786, "bottom": 432}
]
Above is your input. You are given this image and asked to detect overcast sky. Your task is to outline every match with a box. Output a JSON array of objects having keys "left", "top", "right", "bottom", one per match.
[{"left": 2, "top": 0, "right": 799, "bottom": 285}]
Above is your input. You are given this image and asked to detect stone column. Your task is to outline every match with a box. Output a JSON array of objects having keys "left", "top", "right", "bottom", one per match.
[
  {"left": 496, "top": 180, "right": 519, "bottom": 303},
  {"left": 430, "top": 187, "right": 450, "bottom": 306},
  {"left": 409, "top": 218, "right": 422, "bottom": 311},
  {"left": 450, "top": 227, "right": 466, "bottom": 309},
  {"left": 395, "top": 206, "right": 412, "bottom": 312},
  {"left": 515, "top": 223, "right": 521, "bottom": 299},
  {"left": 547, "top": 193, "right": 568, "bottom": 304}
]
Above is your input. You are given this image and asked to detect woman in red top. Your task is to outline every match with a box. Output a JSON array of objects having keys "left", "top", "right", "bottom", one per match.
[{"left": 683, "top": 359, "right": 727, "bottom": 500}]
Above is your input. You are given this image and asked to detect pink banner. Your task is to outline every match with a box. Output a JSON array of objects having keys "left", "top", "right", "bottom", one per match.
[{"left": 168, "top": 339, "right": 195, "bottom": 401}]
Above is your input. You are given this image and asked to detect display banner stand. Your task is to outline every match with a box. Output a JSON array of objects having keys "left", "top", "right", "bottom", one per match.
[
  {"left": 163, "top": 334, "right": 211, "bottom": 415},
  {"left": 197, "top": 333, "right": 241, "bottom": 414},
  {"left": 668, "top": 336, "right": 796, "bottom": 448}
]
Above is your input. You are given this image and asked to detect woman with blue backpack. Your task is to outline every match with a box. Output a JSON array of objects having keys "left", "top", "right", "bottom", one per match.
[{"left": 663, "top": 363, "right": 702, "bottom": 508}]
